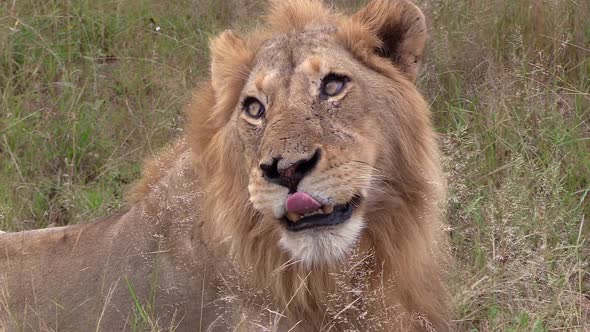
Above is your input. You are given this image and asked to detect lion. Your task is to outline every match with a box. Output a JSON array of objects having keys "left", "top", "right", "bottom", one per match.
[{"left": 0, "top": 0, "right": 450, "bottom": 331}]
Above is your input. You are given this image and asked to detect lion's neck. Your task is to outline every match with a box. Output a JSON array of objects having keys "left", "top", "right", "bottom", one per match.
[{"left": 219, "top": 195, "right": 448, "bottom": 330}]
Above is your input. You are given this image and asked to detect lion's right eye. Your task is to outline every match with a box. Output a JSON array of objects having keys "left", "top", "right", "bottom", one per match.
[{"left": 243, "top": 97, "right": 265, "bottom": 119}]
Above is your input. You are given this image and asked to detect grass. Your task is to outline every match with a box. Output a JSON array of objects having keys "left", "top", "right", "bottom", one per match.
[
  {"left": 418, "top": 0, "right": 590, "bottom": 329},
  {"left": 0, "top": 0, "right": 216, "bottom": 230},
  {"left": 1, "top": 0, "right": 588, "bottom": 330}
]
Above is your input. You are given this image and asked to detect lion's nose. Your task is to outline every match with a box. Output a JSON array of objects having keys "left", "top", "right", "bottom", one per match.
[{"left": 260, "top": 149, "right": 321, "bottom": 191}]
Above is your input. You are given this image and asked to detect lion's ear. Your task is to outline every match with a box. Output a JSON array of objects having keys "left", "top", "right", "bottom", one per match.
[
  {"left": 352, "top": 0, "right": 427, "bottom": 82},
  {"left": 210, "top": 30, "right": 254, "bottom": 98}
]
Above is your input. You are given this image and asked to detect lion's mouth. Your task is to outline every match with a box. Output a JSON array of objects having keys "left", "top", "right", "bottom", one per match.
[{"left": 282, "top": 195, "right": 363, "bottom": 232}]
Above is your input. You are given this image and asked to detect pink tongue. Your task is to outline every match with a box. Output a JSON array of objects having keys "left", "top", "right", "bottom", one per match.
[{"left": 286, "top": 192, "right": 321, "bottom": 215}]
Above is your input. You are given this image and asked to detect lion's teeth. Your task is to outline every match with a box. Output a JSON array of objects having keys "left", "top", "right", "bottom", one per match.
[
  {"left": 305, "top": 209, "right": 324, "bottom": 217},
  {"left": 286, "top": 211, "right": 301, "bottom": 223},
  {"left": 287, "top": 206, "right": 334, "bottom": 222},
  {"left": 323, "top": 205, "right": 334, "bottom": 214}
]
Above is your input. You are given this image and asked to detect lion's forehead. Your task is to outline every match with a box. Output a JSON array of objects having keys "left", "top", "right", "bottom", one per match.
[{"left": 253, "top": 26, "right": 339, "bottom": 76}]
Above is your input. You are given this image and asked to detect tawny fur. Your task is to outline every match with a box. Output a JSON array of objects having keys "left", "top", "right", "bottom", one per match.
[{"left": 1, "top": 1, "right": 450, "bottom": 331}]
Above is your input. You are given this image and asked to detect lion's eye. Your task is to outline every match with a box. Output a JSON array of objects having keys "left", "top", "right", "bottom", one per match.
[
  {"left": 243, "top": 97, "right": 265, "bottom": 119},
  {"left": 320, "top": 74, "right": 348, "bottom": 97}
]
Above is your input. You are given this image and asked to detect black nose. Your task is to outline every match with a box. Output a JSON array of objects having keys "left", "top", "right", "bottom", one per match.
[{"left": 260, "top": 149, "right": 321, "bottom": 191}]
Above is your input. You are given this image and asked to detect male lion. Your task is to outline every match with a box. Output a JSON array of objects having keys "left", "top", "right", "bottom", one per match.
[{"left": 0, "top": 0, "right": 450, "bottom": 331}]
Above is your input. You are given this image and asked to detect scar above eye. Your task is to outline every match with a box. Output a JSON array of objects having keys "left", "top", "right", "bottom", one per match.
[
  {"left": 253, "top": 71, "right": 277, "bottom": 101},
  {"left": 308, "top": 56, "right": 322, "bottom": 73},
  {"left": 254, "top": 72, "right": 267, "bottom": 91},
  {"left": 297, "top": 55, "right": 322, "bottom": 75}
]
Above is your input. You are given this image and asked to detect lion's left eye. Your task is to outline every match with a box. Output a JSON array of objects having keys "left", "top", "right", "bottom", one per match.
[{"left": 320, "top": 74, "right": 348, "bottom": 97}]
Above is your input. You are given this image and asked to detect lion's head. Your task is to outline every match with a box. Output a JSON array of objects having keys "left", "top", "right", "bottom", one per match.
[{"left": 189, "top": 0, "right": 448, "bottom": 327}]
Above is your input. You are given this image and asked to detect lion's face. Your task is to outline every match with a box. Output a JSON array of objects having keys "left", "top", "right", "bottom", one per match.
[
  {"left": 204, "top": 0, "right": 430, "bottom": 267},
  {"left": 240, "top": 28, "right": 380, "bottom": 265}
]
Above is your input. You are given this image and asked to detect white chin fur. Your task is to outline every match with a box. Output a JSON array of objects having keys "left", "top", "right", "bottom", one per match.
[{"left": 279, "top": 215, "right": 365, "bottom": 267}]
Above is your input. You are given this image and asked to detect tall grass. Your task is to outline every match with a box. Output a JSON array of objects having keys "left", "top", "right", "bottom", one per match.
[
  {"left": 0, "top": 0, "right": 216, "bottom": 230},
  {"left": 418, "top": 0, "right": 590, "bottom": 329},
  {"left": 0, "top": 0, "right": 588, "bottom": 330}
]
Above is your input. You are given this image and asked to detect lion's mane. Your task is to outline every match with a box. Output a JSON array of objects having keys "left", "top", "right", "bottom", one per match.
[{"left": 170, "top": 1, "right": 451, "bottom": 330}]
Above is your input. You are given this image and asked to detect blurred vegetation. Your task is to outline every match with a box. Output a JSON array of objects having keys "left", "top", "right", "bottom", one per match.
[{"left": 0, "top": 0, "right": 588, "bottom": 330}]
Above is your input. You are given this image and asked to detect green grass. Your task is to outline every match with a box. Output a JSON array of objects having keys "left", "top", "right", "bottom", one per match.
[
  {"left": 1, "top": 0, "right": 588, "bottom": 330},
  {"left": 0, "top": 0, "right": 216, "bottom": 230}
]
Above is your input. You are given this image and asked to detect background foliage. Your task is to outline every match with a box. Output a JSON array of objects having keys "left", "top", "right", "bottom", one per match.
[{"left": 0, "top": 0, "right": 588, "bottom": 330}]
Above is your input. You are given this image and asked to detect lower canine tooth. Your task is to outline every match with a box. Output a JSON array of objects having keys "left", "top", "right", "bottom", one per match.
[
  {"left": 323, "top": 205, "right": 334, "bottom": 214},
  {"left": 286, "top": 212, "right": 301, "bottom": 223}
]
